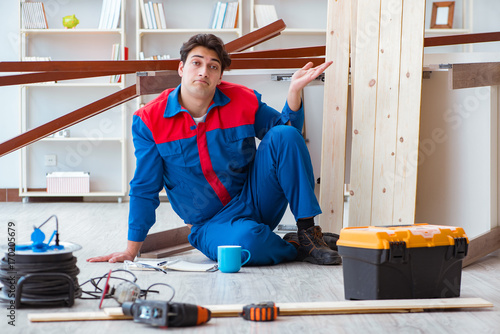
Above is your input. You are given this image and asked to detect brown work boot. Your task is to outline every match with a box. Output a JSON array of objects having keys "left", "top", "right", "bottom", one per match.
[{"left": 297, "top": 226, "right": 342, "bottom": 265}]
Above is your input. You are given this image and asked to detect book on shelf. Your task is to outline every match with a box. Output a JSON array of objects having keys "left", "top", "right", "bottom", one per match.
[
  {"left": 139, "top": 51, "right": 170, "bottom": 60},
  {"left": 139, "top": 1, "right": 167, "bottom": 29},
  {"left": 22, "top": 2, "right": 48, "bottom": 29},
  {"left": 98, "top": 0, "right": 122, "bottom": 29},
  {"left": 210, "top": 2, "right": 239, "bottom": 30},
  {"left": 254, "top": 4, "right": 278, "bottom": 28},
  {"left": 110, "top": 43, "right": 128, "bottom": 83}
]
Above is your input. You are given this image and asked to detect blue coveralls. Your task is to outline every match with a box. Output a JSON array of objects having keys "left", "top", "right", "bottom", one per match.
[{"left": 128, "top": 81, "right": 321, "bottom": 265}]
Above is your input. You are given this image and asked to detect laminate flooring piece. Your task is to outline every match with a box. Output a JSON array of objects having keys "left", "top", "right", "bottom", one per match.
[{"left": 1, "top": 202, "right": 499, "bottom": 333}]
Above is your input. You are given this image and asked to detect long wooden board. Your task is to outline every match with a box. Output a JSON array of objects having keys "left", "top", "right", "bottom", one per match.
[
  {"left": 28, "top": 298, "right": 493, "bottom": 322},
  {"left": 391, "top": 0, "right": 426, "bottom": 225},
  {"left": 347, "top": 0, "right": 382, "bottom": 226},
  {"left": 318, "top": 0, "right": 351, "bottom": 232}
]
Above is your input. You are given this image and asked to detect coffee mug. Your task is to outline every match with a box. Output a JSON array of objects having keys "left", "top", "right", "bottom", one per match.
[{"left": 217, "top": 245, "right": 251, "bottom": 273}]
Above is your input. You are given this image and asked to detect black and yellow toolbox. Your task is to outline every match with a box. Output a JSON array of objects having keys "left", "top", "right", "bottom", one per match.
[{"left": 337, "top": 224, "right": 469, "bottom": 300}]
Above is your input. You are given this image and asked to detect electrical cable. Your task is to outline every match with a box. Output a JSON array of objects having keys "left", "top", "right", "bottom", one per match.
[{"left": 0, "top": 254, "right": 81, "bottom": 307}]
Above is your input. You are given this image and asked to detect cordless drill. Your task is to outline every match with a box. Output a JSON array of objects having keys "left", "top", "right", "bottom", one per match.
[{"left": 122, "top": 300, "right": 211, "bottom": 328}]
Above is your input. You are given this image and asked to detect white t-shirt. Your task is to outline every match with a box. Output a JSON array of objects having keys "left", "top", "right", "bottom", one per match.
[{"left": 193, "top": 114, "right": 207, "bottom": 125}]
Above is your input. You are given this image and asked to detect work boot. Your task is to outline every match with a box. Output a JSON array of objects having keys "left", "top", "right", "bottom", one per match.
[
  {"left": 297, "top": 226, "right": 342, "bottom": 265},
  {"left": 283, "top": 231, "right": 340, "bottom": 251}
]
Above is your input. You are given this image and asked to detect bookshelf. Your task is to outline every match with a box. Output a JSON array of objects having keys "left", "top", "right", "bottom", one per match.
[
  {"left": 135, "top": 0, "right": 242, "bottom": 104},
  {"left": 250, "top": 0, "right": 328, "bottom": 50},
  {"left": 18, "top": 0, "right": 128, "bottom": 202}
]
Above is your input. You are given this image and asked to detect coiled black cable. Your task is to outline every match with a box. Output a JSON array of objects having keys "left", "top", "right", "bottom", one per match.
[{"left": 0, "top": 254, "right": 82, "bottom": 307}]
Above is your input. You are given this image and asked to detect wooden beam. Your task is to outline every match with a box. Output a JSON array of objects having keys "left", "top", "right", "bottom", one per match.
[
  {"left": 463, "top": 227, "right": 500, "bottom": 268},
  {"left": 225, "top": 19, "right": 286, "bottom": 52},
  {"left": 230, "top": 45, "right": 326, "bottom": 59},
  {"left": 424, "top": 31, "right": 500, "bottom": 47},
  {"left": 0, "top": 71, "right": 132, "bottom": 87},
  {"left": 229, "top": 57, "right": 325, "bottom": 70},
  {"left": 136, "top": 71, "right": 181, "bottom": 95},
  {"left": 137, "top": 225, "right": 193, "bottom": 259},
  {"left": 0, "top": 59, "right": 179, "bottom": 73},
  {"left": 450, "top": 62, "right": 500, "bottom": 89},
  {"left": 0, "top": 85, "right": 138, "bottom": 157},
  {"left": 318, "top": 0, "right": 350, "bottom": 233}
]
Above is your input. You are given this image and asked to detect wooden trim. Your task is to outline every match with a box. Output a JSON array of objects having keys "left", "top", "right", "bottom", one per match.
[
  {"left": 424, "top": 31, "right": 500, "bottom": 47},
  {"left": 463, "top": 227, "right": 500, "bottom": 268},
  {"left": 450, "top": 62, "right": 500, "bottom": 89},
  {"left": 0, "top": 85, "right": 138, "bottom": 157}
]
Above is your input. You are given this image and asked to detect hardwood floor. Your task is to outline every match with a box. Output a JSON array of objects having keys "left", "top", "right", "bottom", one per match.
[{"left": 0, "top": 202, "right": 499, "bottom": 333}]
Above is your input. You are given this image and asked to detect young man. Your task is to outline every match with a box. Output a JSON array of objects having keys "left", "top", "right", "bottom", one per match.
[{"left": 88, "top": 34, "right": 340, "bottom": 266}]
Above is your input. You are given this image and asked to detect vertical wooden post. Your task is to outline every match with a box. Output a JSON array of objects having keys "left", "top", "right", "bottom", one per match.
[{"left": 318, "top": 0, "right": 351, "bottom": 232}]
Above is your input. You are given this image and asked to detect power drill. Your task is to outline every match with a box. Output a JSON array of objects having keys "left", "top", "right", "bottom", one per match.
[{"left": 122, "top": 300, "right": 211, "bottom": 328}]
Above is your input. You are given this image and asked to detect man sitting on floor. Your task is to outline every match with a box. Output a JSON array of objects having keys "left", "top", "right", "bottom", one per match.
[{"left": 87, "top": 34, "right": 340, "bottom": 266}]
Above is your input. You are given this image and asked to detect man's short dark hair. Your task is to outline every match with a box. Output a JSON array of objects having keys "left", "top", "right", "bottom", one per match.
[{"left": 180, "top": 34, "right": 231, "bottom": 72}]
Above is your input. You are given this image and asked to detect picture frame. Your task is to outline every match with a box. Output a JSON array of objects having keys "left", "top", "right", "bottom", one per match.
[{"left": 430, "top": 1, "right": 455, "bottom": 29}]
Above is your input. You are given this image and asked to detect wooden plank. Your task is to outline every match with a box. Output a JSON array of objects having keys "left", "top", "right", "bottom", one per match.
[
  {"left": 0, "top": 85, "right": 138, "bottom": 157},
  {"left": 347, "top": 0, "right": 382, "bottom": 227},
  {"left": 391, "top": 0, "right": 425, "bottom": 225},
  {"left": 424, "top": 31, "right": 500, "bottom": 47},
  {"left": 450, "top": 62, "right": 500, "bottom": 89},
  {"left": 29, "top": 298, "right": 492, "bottom": 322},
  {"left": 205, "top": 298, "right": 493, "bottom": 317},
  {"left": 138, "top": 225, "right": 191, "bottom": 254},
  {"left": 370, "top": 0, "right": 403, "bottom": 226},
  {"left": 230, "top": 45, "right": 326, "bottom": 59},
  {"left": 0, "top": 59, "right": 179, "bottom": 73},
  {"left": 463, "top": 227, "right": 500, "bottom": 267},
  {"left": 318, "top": 0, "right": 350, "bottom": 233},
  {"left": 224, "top": 19, "right": 286, "bottom": 52},
  {"left": 0, "top": 71, "right": 131, "bottom": 87},
  {"left": 136, "top": 71, "right": 181, "bottom": 95},
  {"left": 137, "top": 243, "right": 194, "bottom": 259}
]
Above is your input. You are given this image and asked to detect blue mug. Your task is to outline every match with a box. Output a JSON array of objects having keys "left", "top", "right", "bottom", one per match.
[{"left": 217, "top": 245, "right": 251, "bottom": 273}]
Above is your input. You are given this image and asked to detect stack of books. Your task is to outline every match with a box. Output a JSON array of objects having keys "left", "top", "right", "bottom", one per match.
[
  {"left": 210, "top": 2, "right": 239, "bottom": 29},
  {"left": 98, "top": 0, "right": 122, "bottom": 29},
  {"left": 21, "top": 2, "right": 48, "bottom": 29},
  {"left": 254, "top": 4, "right": 278, "bottom": 28},
  {"left": 110, "top": 43, "right": 128, "bottom": 83},
  {"left": 139, "top": 1, "right": 167, "bottom": 29}
]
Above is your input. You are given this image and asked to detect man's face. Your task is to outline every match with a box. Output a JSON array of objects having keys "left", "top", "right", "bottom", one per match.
[{"left": 178, "top": 46, "right": 223, "bottom": 100}]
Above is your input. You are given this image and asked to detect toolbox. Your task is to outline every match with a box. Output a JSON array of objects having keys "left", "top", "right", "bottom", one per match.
[{"left": 337, "top": 224, "right": 469, "bottom": 300}]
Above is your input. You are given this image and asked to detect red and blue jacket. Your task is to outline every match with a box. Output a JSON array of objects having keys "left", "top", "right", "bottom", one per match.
[{"left": 128, "top": 81, "right": 304, "bottom": 242}]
